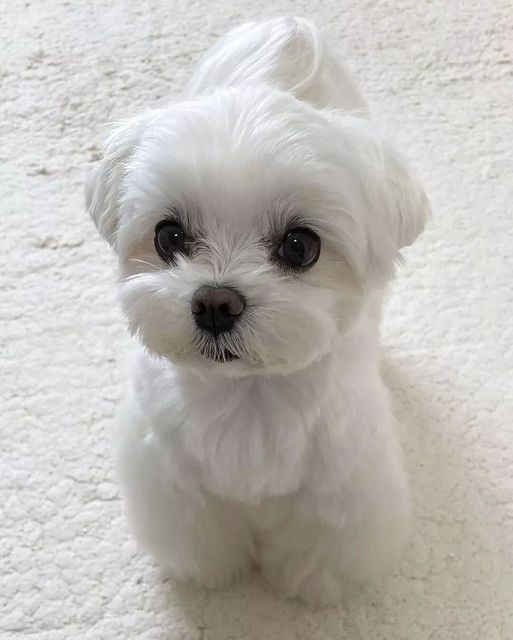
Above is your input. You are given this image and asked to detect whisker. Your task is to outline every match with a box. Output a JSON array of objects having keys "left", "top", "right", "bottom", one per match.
[
  {"left": 117, "top": 272, "right": 149, "bottom": 286},
  {"left": 129, "top": 257, "right": 167, "bottom": 272}
]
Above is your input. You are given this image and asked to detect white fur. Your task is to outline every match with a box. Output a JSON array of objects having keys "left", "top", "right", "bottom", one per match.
[{"left": 86, "top": 17, "right": 429, "bottom": 606}]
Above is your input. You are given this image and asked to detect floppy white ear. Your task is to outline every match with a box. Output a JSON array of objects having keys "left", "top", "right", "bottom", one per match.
[
  {"left": 381, "top": 140, "right": 430, "bottom": 250},
  {"left": 85, "top": 112, "right": 155, "bottom": 248},
  {"left": 364, "top": 137, "right": 430, "bottom": 283},
  {"left": 332, "top": 115, "right": 430, "bottom": 283},
  {"left": 364, "top": 139, "right": 430, "bottom": 286}
]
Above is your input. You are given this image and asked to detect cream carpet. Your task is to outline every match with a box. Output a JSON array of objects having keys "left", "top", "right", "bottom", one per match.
[{"left": 2, "top": 1, "right": 512, "bottom": 638}]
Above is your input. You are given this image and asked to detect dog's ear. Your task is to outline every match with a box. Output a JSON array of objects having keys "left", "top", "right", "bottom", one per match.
[
  {"left": 333, "top": 116, "right": 430, "bottom": 284},
  {"left": 85, "top": 112, "right": 155, "bottom": 248},
  {"left": 365, "top": 137, "right": 430, "bottom": 283},
  {"left": 378, "top": 139, "right": 430, "bottom": 252}
]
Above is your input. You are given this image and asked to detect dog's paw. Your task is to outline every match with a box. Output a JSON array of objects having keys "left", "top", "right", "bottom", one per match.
[
  {"left": 292, "top": 566, "right": 347, "bottom": 607},
  {"left": 193, "top": 562, "right": 251, "bottom": 591},
  {"left": 164, "top": 556, "right": 252, "bottom": 592},
  {"left": 262, "top": 555, "right": 348, "bottom": 607}
]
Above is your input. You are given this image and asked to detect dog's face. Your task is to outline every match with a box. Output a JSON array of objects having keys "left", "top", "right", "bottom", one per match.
[{"left": 86, "top": 87, "right": 428, "bottom": 376}]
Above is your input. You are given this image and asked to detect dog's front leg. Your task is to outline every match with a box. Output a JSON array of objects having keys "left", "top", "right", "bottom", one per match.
[
  {"left": 257, "top": 426, "right": 411, "bottom": 607},
  {"left": 115, "top": 398, "right": 255, "bottom": 589}
]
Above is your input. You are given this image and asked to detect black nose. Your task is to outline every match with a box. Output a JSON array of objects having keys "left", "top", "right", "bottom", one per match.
[{"left": 191, "top": 286, "right": 245, "bottom": 336}]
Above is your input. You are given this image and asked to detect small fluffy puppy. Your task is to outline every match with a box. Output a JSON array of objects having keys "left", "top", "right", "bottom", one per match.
[{"left": 86, "top": 17, "right": 429, "bottom": 606}]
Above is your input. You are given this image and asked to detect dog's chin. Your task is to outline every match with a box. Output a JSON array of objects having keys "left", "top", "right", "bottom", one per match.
[
  {"left": 160, "top": 349, "right": 252, "bottom": 377},
  {"left": 200, "top": 347, "right": 239, "bottom": 363},
  {"left": 158, "top": 340, "right": 329, "bottom": 379}
]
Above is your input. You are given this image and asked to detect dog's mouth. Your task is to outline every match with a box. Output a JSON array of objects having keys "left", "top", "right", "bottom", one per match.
[{"left": 198, "top": 346, "right": 239, "bottom": 363}]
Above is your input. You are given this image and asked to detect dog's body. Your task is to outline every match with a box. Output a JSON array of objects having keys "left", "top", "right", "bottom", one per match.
[{"left": 86, "top": 18, "right": 428, "bottom": 606}]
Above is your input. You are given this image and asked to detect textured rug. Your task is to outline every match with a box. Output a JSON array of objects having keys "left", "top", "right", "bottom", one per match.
[{"left": 2, "top": 1, "right": 512, "bottom": 638}]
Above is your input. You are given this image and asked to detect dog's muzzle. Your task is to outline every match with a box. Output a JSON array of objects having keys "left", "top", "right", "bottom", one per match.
[{"left": 191, "top": 286, "right": 245, "bottom": 337}]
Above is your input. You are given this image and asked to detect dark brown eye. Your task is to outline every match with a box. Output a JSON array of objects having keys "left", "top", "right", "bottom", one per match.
[
  {"left": 277, "top": 228, "right": 321, "bottom": 269},
  {"left": 154, "top": 220, "right": 187, "bottom": 263}
]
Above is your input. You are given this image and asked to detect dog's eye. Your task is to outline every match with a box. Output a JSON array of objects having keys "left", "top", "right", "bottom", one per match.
[
  {"left": 277, "top": 228, "right": 321, "bottom": 269},
  {"left": 154, "top": 220, "right": 187, "bottom": 263}
]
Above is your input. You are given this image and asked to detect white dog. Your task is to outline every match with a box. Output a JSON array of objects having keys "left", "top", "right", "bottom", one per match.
[{"left": 86, "top": 17, "right": 429, "bottom": 606}]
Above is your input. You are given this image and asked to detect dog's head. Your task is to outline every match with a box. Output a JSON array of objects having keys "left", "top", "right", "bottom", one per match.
[{"left": 86, "top": 86, "right": 428, "bottom": 376}]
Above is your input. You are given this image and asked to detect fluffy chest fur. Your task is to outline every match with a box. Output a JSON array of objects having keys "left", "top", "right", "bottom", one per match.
[
  {"left": 133, "top": 353, "right": 330, "bottom": 501},
  {"left": 133, "top": 316, "right": 382, "bottom": 504}
]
